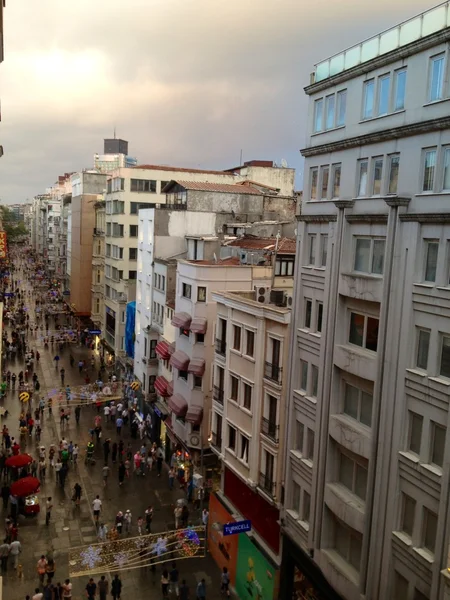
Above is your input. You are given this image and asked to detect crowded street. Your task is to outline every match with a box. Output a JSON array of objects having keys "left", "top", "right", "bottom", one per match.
[{"left": 0, "top": 248, "right": 223, "bottom": 600}]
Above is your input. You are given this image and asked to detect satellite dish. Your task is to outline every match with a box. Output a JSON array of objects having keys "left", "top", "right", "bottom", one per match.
[{"left": 281, "top": 158, "right": 288, "bottom": 168}]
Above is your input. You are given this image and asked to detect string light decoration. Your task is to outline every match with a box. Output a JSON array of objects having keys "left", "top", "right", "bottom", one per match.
[{"left": 68, "top": 526, "right": 206, "bottom": 577}]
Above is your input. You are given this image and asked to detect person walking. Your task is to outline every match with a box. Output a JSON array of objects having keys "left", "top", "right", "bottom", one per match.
[
  {"left": 73, "top": 482, "right": 82, "bottom": 506},
  {"left": 169, "top": 562, "right": 180, "bottom": 597},
  {"left": 157, "top": 451, "right": 163, "bottom": 477},
  {"left": 103, "top": 438, "right": 110, "bottom": 464},
  {"left": 196, "top": 578, "right": 206, "bottom": 600},
  {"left": 92, "top": 495, "right": 102, "bottom": 523},
  {"left": 221, "top": 567, "right": 230, "bottom": 596},
  {"left": 0, "top": 538, "right": 9, "bottom": 572},
  {"left": 174, "top": 505, "right": 182, "bottom": 529},
  {"left": 74, "top": 405, "right": 81, "bottom": 425},
  {"left": 118, "top": 462, "right": 126, "bottom": 487},
  {"left": 124, "top": 509, "right": 132, "bottom": 534},
  {"left": 85, "top": 578, "right": 96, "bottom": 600},
  {"left": 145, "top": 505, "right": 153, "bottom": 533},
  {"left": 97, "top": 523, "right": 108, "bottom": 542},
  {"left": 9, "top": 538, "right": 21, "bottom": 570},
  {"left": 45, "top": 497, "right": 53, "bottom": 526},
  {"left": 102, "top": 464, "right": 110, "bottom": 487},
  {"left": 45, "top": 557, "right": 56, "bottom": 584},
  {"left": 116, "top": 416, "right": 123, "bottom": 436},
  {"left": 36, "top": 555, "right": 47, "bottom": 583},
  {"left": 62, "top": 578, "right": 72, "bottom": 600},
  {"left": 97, "top": 575, "right": 109, "bottom": 600},
  {"left": 60, "top": 368, "right": 65, "bottom": 385},
  {"left": 161, "top": 569, "right": 170, "bottom": 599},
  {"left": 111, "top": 442, "right": 118, "bottom": 463},
  {"left": 168, "top": 467, "right": 175, "bottom": 490},
  {"left": 111, "top": 574, "right": 122, "bottom": 600},
  {"left": 179, "top": 580, "right": 190, "bottom": 600}
]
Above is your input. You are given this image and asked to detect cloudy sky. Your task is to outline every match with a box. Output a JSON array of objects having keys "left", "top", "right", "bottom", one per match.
[{"left": 0, "top": 0, "right": 440, "bottom": 203}]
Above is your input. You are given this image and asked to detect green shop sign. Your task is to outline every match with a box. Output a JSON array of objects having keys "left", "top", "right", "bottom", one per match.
[{"left": 235, "top": 534, "right": 276, "bottom": 600}]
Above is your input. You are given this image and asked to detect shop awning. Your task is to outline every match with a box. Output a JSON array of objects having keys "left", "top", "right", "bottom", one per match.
[
  {"left": 170, "top": 349, "right": 190, "bottom": 371},
  {"left": 168, "top": 393, "right": 188, "bottom": 417},
  {"left": 154, "top": 376, "right": 170, "bottom": 397},
  {"left": 185, "top": 405, "right": 203, "bottom": 425},
  {"left": 152, "top": 400, "right": 170, "bottom": 420},
  {"left": 171, "top": 312, "right": 192, "bottom": 329},
  {"left": 166, "top": 381, "right": 173, "bottom": 396},
  {"left": 187, "top": 358, "right": 205, "bottom": 376},
  {"left": 155, "top": 340, "right": 172, "bottom": 360},
  {"left": 190, "top": 318, "right": 207, "bottom": 334}
]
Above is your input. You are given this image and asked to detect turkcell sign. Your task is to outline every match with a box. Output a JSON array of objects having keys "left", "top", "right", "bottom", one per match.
[
  {"left": 3, "top": 292, "right": 14, "bottom": 297},
  {"left": 223, "top": 519, "right": 251, "bottom": 536},
  {"left": 89, "top": 329, "right": 102, "bottom": 335},
  {"left": 63, "top": 291, "right": 70, "bottom": 296}
]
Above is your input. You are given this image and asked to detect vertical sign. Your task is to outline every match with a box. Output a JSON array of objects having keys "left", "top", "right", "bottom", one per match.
[{"left": 0, "top": 232, "right": 7, "bottom": 258}]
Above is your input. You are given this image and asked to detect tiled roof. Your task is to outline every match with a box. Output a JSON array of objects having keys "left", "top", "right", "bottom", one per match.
[
  {"left": 225, "top": 236, "right": 296, "bottom": 254},
  {"left": 132, "top": 164, "right": 230, "bottom": 175},
  {"left": 174, "top": 181, "right": 263, "bottom": 195}
]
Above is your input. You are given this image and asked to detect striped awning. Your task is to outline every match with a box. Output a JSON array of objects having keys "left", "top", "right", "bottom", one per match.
[
  {"left": 168, "top": 394, "right": 188, "bottom": 418},
  {"left": 187, "top": 358, "right": 205, "bottom": 376},
  {"left": 170, "top": 349, "right": 190, "bottom": 371},
  {"left": 154, "top": 376, "right": 170, "bottom": 397},
  {"left": 185, "top": 405, "right": 203, "bottom": 425},
  {"left": 190, "top": 318, "right": 207, "bottom": 334},
  {"left": 171, "top": 312, "right": 192, "bottom": 329},
  {"left": 155, "top": 340, "right": 173, "bottom": 360}
]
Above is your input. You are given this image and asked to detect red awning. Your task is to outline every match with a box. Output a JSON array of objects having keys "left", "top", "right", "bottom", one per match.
[
  {"left": 190, "top": 318, "right": 207, "bottom": 334},
  {"left": 168, "top": 394, "right": 188, "bottom": 417},
  {"left": 185, "top": 405, "right": 204, "bottom": 425},
  {"left": 166, "top": 381, "right": 173, "bottom": 396},
  {"left": 187, "top": 358, "right": 205, "bottom": 376},
  {"left": 171, "top": 312, "right": 192, "bottom": 329},
  {"left": 170, "top": 349, "right": 190, "bottom": 371},
  {"left": 155, "top": 341, "right": 172, "bottom": 360},
  {"left": 154, "top": 376, "right": 170, "bottom": 397}
]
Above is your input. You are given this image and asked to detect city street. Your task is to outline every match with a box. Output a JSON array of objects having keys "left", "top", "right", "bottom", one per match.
[{"left": 1, "top": 273, "right": 223, "bottom": 600}]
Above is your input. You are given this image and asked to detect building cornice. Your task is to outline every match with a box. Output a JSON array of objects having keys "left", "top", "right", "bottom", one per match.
[
  {"left": 297, "top": 214, "right": 337, "bottom": 223},
  {"left": 212, "top": 291, "right": 291, "bottom": 324},
  {"left": 399, "top": 213, "right": 450, "bottom": 224},
  {"left": 346, "top": 214, "right": 388, "bottom": 224},
  {"left": 301, "top": 116, "right": 450, "bottom": 158},
  {"left": 304, "top": 27, "right": 450, "bottom": 95}
]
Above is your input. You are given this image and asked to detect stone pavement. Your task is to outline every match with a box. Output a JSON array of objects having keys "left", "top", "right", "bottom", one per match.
[{"left": 1, "top": 290, "right": 226, "bottom": 599}]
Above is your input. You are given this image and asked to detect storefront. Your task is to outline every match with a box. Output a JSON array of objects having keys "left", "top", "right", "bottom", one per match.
[
  {"left": 235, "top": 534, "right": 278, "bottom": 600},
  {"left": 208, "top": 494, "right": 238, "bottom": 586},
  {"left": 279, "top": 535, "right": 343, "bottom": 600},
  {"left": 146, "top": 399, "right": 170, "bottom": 447}
]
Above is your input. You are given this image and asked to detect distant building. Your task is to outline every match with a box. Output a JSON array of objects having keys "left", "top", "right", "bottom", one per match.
[
  {"left": 104, "top": 138, "right": 128, "bottom": 155},
  {"left": 93, "top": 137, "right": 137, "bottom": 174}
]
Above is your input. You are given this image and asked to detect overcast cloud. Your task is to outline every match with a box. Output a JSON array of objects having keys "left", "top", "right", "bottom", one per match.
[{"left": 0, "top": 0, "right": 440, "bottom": 202}]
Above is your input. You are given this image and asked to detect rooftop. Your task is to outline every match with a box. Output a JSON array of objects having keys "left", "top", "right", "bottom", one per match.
[
  {"left": 168, "top": 181, "right": 264, "bottom": 195},
  {"left": 213, "top": 290, "right": 292, "bottom": 319},
  {"left": 186, "top": 256, "right": 242, "bottom": 266},
  {"left": 132, "top": 164, "right": 233, "bottom": 175},
  {"left": 224, "top": 235, "right": 296, "bottom": 254},
  {"left": 314, "top": 1, "right": 450, "bottom": 83}
]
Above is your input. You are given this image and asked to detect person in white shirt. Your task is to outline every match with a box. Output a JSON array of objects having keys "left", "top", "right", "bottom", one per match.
[
  {"left": 9, "top": 539, "right": 21, "bottom": 569},
  {"left": 103, "top": 405, "right": 110, "bottom": 421},
  {"left": 92, "top": 495, "right": 102, "bottom": 522},
  {"left": 32, "top": 588, "right": 44, "bottom": 600},
  {"left": 62, "top": 578, "right": 72, "bottom": 599},
  {"left": 124, "top": 509, "right": 132, "bottom": 534}
]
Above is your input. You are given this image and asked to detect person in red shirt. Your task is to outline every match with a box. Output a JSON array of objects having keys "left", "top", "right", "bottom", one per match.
[{"left": 12, "top": 442, "right": 20, "bottom": 456}]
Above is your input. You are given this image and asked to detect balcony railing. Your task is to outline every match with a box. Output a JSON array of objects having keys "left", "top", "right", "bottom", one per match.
[
  {"left": 261, "top": 417, "right": 279, "bottom": 443},
  {"left": 215, "top": 339, "right": 226, "bottom": 356},
  {"left": 213, "top": 386, "right": 224, "bottom": 405},
  {"left": 264, "top": 361, "right": 283, "bottom": 384},
  {"left": 259, "top": 472, "right": 276, "bottom": 497},
  {"left": 210, "top": 431, "right": 222, "bottom": 449}
]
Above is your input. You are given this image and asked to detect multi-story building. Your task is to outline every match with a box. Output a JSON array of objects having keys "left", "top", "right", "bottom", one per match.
[
  {"left": 0, "top": 0, "right": 5, "bottom": 158},
  {"left": 94, "top": 138, "right": 138, "bottom": 173},
  {"left": 283, "top": 4, "right": 450, "bottom": 600},
  {"left": 91, "top": 199, "right": 106, "bottom": 349}
]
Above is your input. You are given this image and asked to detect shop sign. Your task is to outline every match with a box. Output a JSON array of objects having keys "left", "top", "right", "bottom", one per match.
[
  {"left": 223, "top": 520, "right": 251, "bottom": 536},
  {"left": 3, "top": 293, "right": 14, "bottom": 297},
  {"left": 89, "top": 329, "right": 101, "bottom": 335},
  {"left": 63, "top": 290, "right": 70, "bottom": 295},
  {"left": 236, "top": 534, "right": 277, "bottom": 600}
]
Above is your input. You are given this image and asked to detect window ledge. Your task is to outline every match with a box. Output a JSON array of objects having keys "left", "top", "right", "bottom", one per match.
[
  {"left": 311, "top": 124, "right": 346, "bottom": 137},
  {"left": 230, "top": 349, "right": 242, "bottom": 357},
  {"left": 236, "top": 457, "right": 250, "bottom": 469},
  {"left": 304, "top": 395, "right": 318, "bottom": 406},
  {"left": 242, "top": 355, "right": 256, "bottom": 364},
  {"left": 412, "top": 546, "right": 434, "bottom": 564},
  {"left": 436, "top": 286, "right": 450, "bottom": 291},
  {"left": 228, "top": 399, "right": 239, "bottom": 409},
  {"left": 421, "top": 463, "right": 442, "bottom": 477},
  {"left": 321, "top": 550, "right": 360, "bottom": 586},
  {"left": 286, "top": 512, "right": 310, "bottom": 533},
  {"left": 405, "top": 368, "right": 427, "bottom": 378},
  {"left": 358, "top": 109, "right": 405, "bottom": 124},
  {"left": 392, "top": 530, "right": 413, "bottom": 547},
  {"left": 306, "top": 199, "right": 334, "bottom": 204},
  {"left": 428, "top": 376, "right": 450, "bottom": 387},
  {"left": 414, "top": 192, "right": 450, "bottom": 197},
  {"left": 301, "top": 458, "right": 313, "bottom": 469},
  {"left": 398, "top": 450, "right": 420, "bottom": 464},
  {"left": 310, "top": 332, "right": 322, "bottom": 339},
  {"left": 241, "top": 407, "right": 253, "bottom": 417},
  {"left": 290, "top": 449, "right": 303, "bottom": 461},
  {"left": 413, "top": 283, "right": 435, "bottom": 289},
  {"left": 341, "top": 271, "right": 383, "bottom": 280},
  {"left": 423, "top": 97, "right": 450, "bottom": 108}
]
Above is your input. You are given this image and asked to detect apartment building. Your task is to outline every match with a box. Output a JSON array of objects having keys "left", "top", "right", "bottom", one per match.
[
  {"left": 91, "top": 199, "right": 106, "bottom": 349},
  {"left": 283, "top": 4, "right": 450, "bottom": 600}
]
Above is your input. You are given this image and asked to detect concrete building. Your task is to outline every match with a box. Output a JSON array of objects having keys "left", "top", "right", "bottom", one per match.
[
  {"left": 91, "top": 199, "right": 106, "bottom": 348},
  {"left": 283, "top": 4, "right": 450, "bottom": 600},
  {"left": 69, "top": 171, "right": 107, "bottom": 317}
]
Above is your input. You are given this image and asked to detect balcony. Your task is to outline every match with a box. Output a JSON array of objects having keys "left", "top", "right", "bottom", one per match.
[
  {"left": 210, "top": 431, "right": 222, "bottom": 450},
  {"left": 259, "top": 472, "right": 276, "bottom": 497},
  {"left": 215, "top": 339, "right": 226, "bottom": 356},
  {"left": 93, "top": 228, "right": 105, "bottom": 236},
  {"left": 264, "top": 361, "right": 283, "bottom": 384},
  {"left": 213, "top": 386, "right": 224, "bottom": 405},
  {"left": 261, "top": 417, "right": 279, "bottom": 443}
]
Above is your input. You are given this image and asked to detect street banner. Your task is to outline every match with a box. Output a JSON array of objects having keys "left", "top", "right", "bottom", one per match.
[{"left": 0, "top": 232, "right": 7, "bottom": 258}]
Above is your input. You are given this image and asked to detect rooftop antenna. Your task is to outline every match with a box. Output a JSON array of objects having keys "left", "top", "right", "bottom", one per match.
[
  {"left": 113, "top": 126, "right": 116, "bottom": 140},
  {"left": 240, "top": 149, "right": 243, "bottom": 166}
]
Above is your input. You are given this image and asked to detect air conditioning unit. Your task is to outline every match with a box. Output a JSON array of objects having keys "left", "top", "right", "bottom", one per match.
[
  {"left": 193, "top": 473, "right": 204, "bottom": 489},
  {"left": 142, "top": 357, "right": 147, "bottom": 364},
  {"left": 188, "top": 433, "right": 202, "bottom": 449},
  {"left": 270, "top": 290, "right": 284, "bottom": 305},
  {"left": 284, "top": 293, "right": 293, "bottom": 307},
  {"left": 254, "top": 285, "right": 270, "bottom": 304},
  {"left": 240, "top": 252, "right": 247, "bottom": 264}
]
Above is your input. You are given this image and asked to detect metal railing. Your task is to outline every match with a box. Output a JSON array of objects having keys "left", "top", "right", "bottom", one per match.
[
  {"left": 264, "top": 361, "right": 283, "bottom": 384},
  {"left": 213, "top": 386, "right": 224, "bottom": 405},
  {"left": 261, "top": 417, "right": 279, "bottom": 443},
  {"left": 215, "top": 339, "right": 226, "bottom": 356},
  {"left": 259, "top": 472, "right": 276, "bottom": 496}
]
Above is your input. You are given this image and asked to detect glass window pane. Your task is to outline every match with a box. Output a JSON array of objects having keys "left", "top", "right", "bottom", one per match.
[
  {"left": 344, "top": 383, "right": 359, "bottom": 420},
  {"left": 366, "top": 317, "right": 379, "bottom": 352},
  {"left": 321, "top": 166, "right": 329, "bottom": 199},
  {"left": 424, "top": 241, "right": 438, "bottom": 282},
  {"left": 310, "top": 168, "right": 318, "bottom": 200},
  {"left": 360, "top": 392, "right": 373, "bottom": 427},
  {"left": 349, "top": 313, "right": 364, "bottom": 347},
  {"left": 337, "top": 90, "right": 347, "bottom": 126},
  {"left": 443, "top": 149, "right": 450, "bottom": 191},
  {"left": 335, "top": 522, "right": 349, "bottom": 559},
  {"left": 311, "top": 365, "right": 318, "bottom": 398},
  {"left": 317, "top": 302, "right": 323, "bottom": 333},
  {"left": 332, "top": 164, "right": 341, "bottom": 198},
  {"left": 423, "top": 150, "right": 436, "bottom": 191},
  {"left": 416, "top": 329, "right": 430, "bottom": 370},
  {"left": 295, "top": 421, "right": 304, "bottom": 453},
  {"left": 320, "top": 235, "right": 328, "bottom": 267},
  {"left": 303, "top": 491, "right": 311, "bottom": 523},
  {"left": 424, "top": 510, "right": 437, "bottom": 553},
  {"left": 394, "top": 572, "right": 409, "bottom": 599},
  {"left": 372, "top": 240, "right": 385, "bottom": 275},
  {"left": 378, "top": 75, "right": 390, "bottom": 115},
  {"left": 402, "top": 494, "right": 416, "bottom": 536},
  {"left": 305, "top": 300, "right": 312, "bottom": 328},
  {"left": 355, "top": 465, "right": 367, "bottom": 500},
  {"left": 394, "top": 70, "right": 407, "bottom": 111},
  {"left": 309, "top": 235, "right": 316, "bottom": 265},
  {"left": 431, "top": 423, "right": 445, "bottom": 467},
  {"left": 292, "top": 482, "right": 301, "bottom": 514},
  {"left": 409, "top": 412, "right": 423, "bottom": 454},
  {"left": 358, "top": 160, "right": 368, "bottom": 196},
  {"left": 354, "top": 238, "right": 371, "bottom": 272},
  {"left": 339, "top": 453, "right": 354, "bottom": 491},
  {"left": 372, "top": 158, "right": 383, "bottom": 195},
  {"left": 440, "top": 336, "right": 450, "bottom": 378},
  {"left": 314, "top": 99, "right": 323, "bottom": 132},
  {"left": 326, "top": 95, "right": 335, "bottom": 129},
  {"left": 388, "top": 155, "right": 400, "bottom": 194},
  {"left": 349, "top": 535, "right": 362, "bottom": 571},
  {"left": 306, "top": 429, "right": 314, "bottom": 460},
  {"left": 300, "top": 361, "right": 308, "bottom": 391},
  {"left": 363, "top": 80, "right": 375, "bottom": 119},
  {"left": 430, "top": 55, "right": 444, "bottom": 102}
]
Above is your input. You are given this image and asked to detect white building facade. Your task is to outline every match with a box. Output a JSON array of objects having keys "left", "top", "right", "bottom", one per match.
[{"left": 283, "top": 5, "right": 450, "bottom": 600}]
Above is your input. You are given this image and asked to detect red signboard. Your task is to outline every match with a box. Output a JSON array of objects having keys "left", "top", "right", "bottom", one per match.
[{"left": 0, "top": 232, "right": 7, "bottom": 258}]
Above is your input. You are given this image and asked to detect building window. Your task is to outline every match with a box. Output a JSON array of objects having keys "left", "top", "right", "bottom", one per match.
[
  {"left": 336, "top": 89, "right": 347, "bottom": 127},
  {"left": 424, "top": 240, "right": 438, "bottom": 282},
  {"left": 310, "top": 168, "right": 318, "bottom": 200},
  {"left": 349, "top": 312, "right": 379, "bottom": 352},
  {"left": 332, "top": 164, "right": 341, "bottom": 198},
  {"left": 422, "top": 508, "right": 438, "bottom": 554},
  {"left": 325, "top": 94, "right": 335, "bottom": 130},
  {"left": 149, "top": 339, "right": 157, "bottom": 359},
  {"left": 308, "top": 235, "right": 316, "bottom": 266},
  {"left": 291, "top": 481, "right": 301, "bottom": 515},
  {"left": 275, "top": 257, "right": 295, "bottom": 276},
  {"left": 295, "top": 421, "right": 304, "bottom": 453},
  {"left": 230, "top": 376, "right": 239, "bottom": 401},
  {"left": 338, "top": 449, "right": 368, "bottom": 500},
  {"left": 372, "top": 157, "right": 383, "bottom": 195},
  {"left": 306, "top": 428, "right": 314, "bottom": 461},
  {"left": 393, "top": 572, "right": 409, "bottom": 599},
  {"left": 316, "top": 302, "right": 323, "bottom": 333},
  {"left": 378, "top": 74, "right": 390, "bottom": 116},
  {"left": 300, "top": 361, "right": 308, "bottom": 392},
  {"left": 311, "top": 365, "right": 318, "bottom": 398},
  {"left": 304, "top": 299, "right": 312, "bottom": 329},
  {"left": 423, "top": 149, "right": 437, "bottom": 192},
  {"left": 178, "top": 370, "right": 188, "bottom": 381},
  {"left": 343, "top": 382, "right": 373, "bottom": 427},
  {"left": 228, "top": 425, "right": 236, "bottom": 451},
  {"left": 130, "top": 178, "right": 157, "bottom": 193},
  {"left": 239, "top": 434, "right": 250, "bottom": 464},
  {"left": 443, "top": 147, "right": 450, "bottom": 191},
  {"left": 320, "top": 235, "right": 328, "bottom": 267},
  {"left": 357, "top": 159, "right": 369, "bottom": 196},
  {"left": 129, "top": 270, "right": 137, "bottom": 280},
  {"left": 363, "top": 79, "right": 375, "bottom": 119},
  {"left": 354, "top": 237, "right": 385, "bottom": 275},
  {"left": 388, "top": 155, "right": 400, "bottom": 194},
  {"left": 440, "top": 336, "right": 450, "bottom": 378},
  {"left": 430, "top": 422, "right": 445, "bottom": 467},
  {"left": 197, "top": 286, "right": 206, "bottom": 302},
  {"left": 314, "top": 98, "right": 323, "bottom": 133},
  {"left": 429, "top": 54, "right": 445, "bottom": 102},
  {"left": 408, "top": 411, "right": 423, "bottom": 455},
  {"left": 242, "top": 383, "right": 252, "bottom": 411},
  {"left": 245, "top": 330, "right": 255, "bottom": 357},
  {"left": 129, "top": 225, "right": 138, "bottom": 237},
  {"left": 196, "top": 333, "right": 204, "bottom": 344},
  {"left": 232, "top": 325, "right": 241, "bottom": 351},
  {"left": 129, "top": 247, "right": 137, "bottom": 260},
  {"left": 194, "top": 376, "right": 202, "bottom": 389},
  {"left": 333, "top": 518, "right": 362, "bottom": 572},
  {"left": 394, "top": 69, "right": 407, "bottom": 111},
  {"left": 302, "top": 490, "right": 311, "bottom": 523},
  {"left": 401, "top": 493, "right": 416, "bottom": 537},
  {"left": 416, "top": 329, "right": 430, "bottom": 370},
  {"left": 320, "top": 166, "right": 329, "bottom": 200},
  {"left": 182, "top": 283, "right": 192, "bottom": 299}
]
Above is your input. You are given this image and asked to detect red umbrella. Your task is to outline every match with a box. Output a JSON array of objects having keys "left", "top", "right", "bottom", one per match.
[
  {"left": 5, "top": 454, "right": 33, "bottom": 469},
  {"left": 10, "top": 476, "right": 40, "bottom": 498}
]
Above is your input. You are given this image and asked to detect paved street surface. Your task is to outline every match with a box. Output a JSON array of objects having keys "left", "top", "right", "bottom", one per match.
[{"left": 1, "top": 277, "right": 224, "bottom": 599}]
